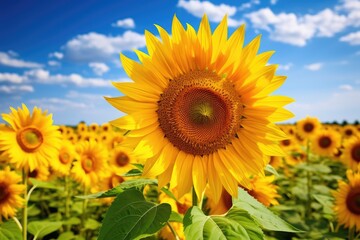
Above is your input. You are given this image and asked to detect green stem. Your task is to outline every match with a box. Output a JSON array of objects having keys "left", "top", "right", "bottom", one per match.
[
  {"left": 192, "top": 187, "right": 198, "bottom": 207},
  {"left": 64, "top": 176, "right": 71, "bottom": 231},
  {"left": 12, "top": 216, "right": 22, "bottom": 232},
  {"left": 22, "top": 169, "right": 28, "bottom": 240},
  {"left": 349, "top": 226, "right": 356, "bottom": 240},
  {"left": 305, "top": 139, "right": 312, "bottom": 219},
  {"left": 81, "top": 185, "right": 88, "bottom": 238},
  {"left": 167, "top": 222, "right": 180, "bottom": 240}
]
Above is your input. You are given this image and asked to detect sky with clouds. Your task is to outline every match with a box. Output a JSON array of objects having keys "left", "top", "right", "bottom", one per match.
[{"left": 0, "top": 0, "right": 359, "bottom": 125}]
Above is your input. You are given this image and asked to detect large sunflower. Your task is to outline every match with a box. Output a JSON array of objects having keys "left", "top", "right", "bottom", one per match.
[
  {"left": 107, "top": 15, "right": 293, "bottom": 201},
  {"left": 296, "top": 116, "right": 321, "bottom": 139},
  {"left": 0, "top": 166, "right": 25, "bottom": 221},
  {"left": 333, "top": 170, "right": 360, "bottom": 231},
  {"left": 0, "top": 104, "right": 61, "bottom": 171}
]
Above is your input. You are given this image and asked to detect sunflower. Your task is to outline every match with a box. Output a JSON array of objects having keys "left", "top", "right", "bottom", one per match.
[
  {"left": 28, "top": 164, "right": 50, "bottom": 182},
  {"left": 0, "top": 104, "right": 61, "bottom": 171},
  {"left": 246, "top": 175, "right": 280, "bottom": 207},
  {"left": 71, "top": 140, "right": 108, "bottom": 189},
  {"left": 297, "top": 116, "right": 321, "bottom": 139},
  {"left": 106, "top": 15, "right": 293, "bottom": 201},
  {"left": 51, "top": 140, "right": 77, "bottom": 176},
  {"left": 284, "top": 147, "right": 306, "bottom": 166},
  {"left": 0, "top": 166, "right": 25, "bottom": 221},
  {"left": 342, "top": 137, "right": 360, "bottom": 170},
  {"left": 311, "top": 129, "right": 341, "bottom": 157},
  {"left": 269, "top": 155, "right": 284, "bottom": 169},
  {"left": 333, "top": 170, "right": 360, "bottom": 231},
  {"left": 89, "top": 123, "right": 99, "bottom": 132},
  {"left": 77, "top": 122, "right": 88, "bottom": 133},
  {"left": 109, "top": 146, "right": 137, "bottom": 175},
  {"left": 342, "top": 125, "right": 357, "bottom": 139}
]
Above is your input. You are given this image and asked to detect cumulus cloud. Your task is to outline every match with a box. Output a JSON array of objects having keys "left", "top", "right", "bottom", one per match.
[
  {"left": 238, "top": 0, "right": 260, "bottom": 11},
  {"left": 112, "top": 18, "right": 135, "bottom": 28},
  {"left": 25, "top": 69, "right": 112, "bottom": 87},
  {"left": 340, "top": 31, "right": 360, "bottom": 45},
  {"left": 63, "top": 31, "right": 145, "bottom": 62},
  {"left": 48, "top": 60, "right": 61, "bottom": 66},
  {"left": 49, "top": 51, "right": 64, "bottom": 60},
  {"left": 305, "top": 62, "right": 323, "bottom": 71},
  {"left": 277, "top": 63, "right": 293, "bottom": 71},
  {"left": 0, "top": 85, "right": 34, "bottom": 93},
  {"left": 339, "top": 84, "right": 353, "bottom": 91},
  {"left": 89, "top": 62, "right": 110, "bottom": 76},
  {"left": 0, "top": 73, "right": 26, "bottom": 84},
  {"left": 336, "top": 0, "right": 360, "bottom": 27},
  {"left": 0, "top": 52, "right": 43, "bottom": 68},
  {"left": 245, "top": 8, "right": 347, "bottom": 46},
  {"left": 177, "top": 0, "right": 243, "bottom": 27}
]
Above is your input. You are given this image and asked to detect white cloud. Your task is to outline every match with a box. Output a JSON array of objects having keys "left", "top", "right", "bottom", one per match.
[
  {"left": 7, "top": 50, "right": 18, "bottom": 57},
  {"left": 112, "top": 18, "right": 135, "bottom": 28},
  {"left": 246, "top": 8, "right": 347, "bottom": 46},
  {"left": 63, "top": 31, "right": 145, "bottom": 62},
  {"left": 89, "top": 62, "right": 109, "bottom": 76},
  {"left": 177, "top": 0, "right": 243, "bottom": 27},
  {"left": 277, "top": 63, "right": 293, "bottom": 71},
  {"left": 339, "top": 84, "right": 353, "bottom": 91},
  {"left": 25, "top": 69, "right": 112, "bottom": 87},
  {"left": 0, "top": 73, "right": 26, "bottom": 83},
  {"left": 0, "top": 85, "right": 34, "bottom": 93},
  {"left": 270, "top": 0, "right": 278, "bottom": 5},
  {"left": 29, "top": 98, "right": 88, "bottom": 111},
  {"left": 48, "top": 60, "right": 60, "bottom": 66},
  {"left": 0, "top": 52, "right": 43, "bottom": 68},
  {"left": 238, "top": 0, "right": 260, "bottom": 11},
  {"left": 305, "top": 62, "right": 323, "bottom": 71},
  {"left": 336, "top": 0, "right": 360, "bottom": 27},
  {"left": 340, "top": 31, "right": 360, "bottom": 45},
  {"left": 49, "top": 52, "right": 64, "bottom": 59}
]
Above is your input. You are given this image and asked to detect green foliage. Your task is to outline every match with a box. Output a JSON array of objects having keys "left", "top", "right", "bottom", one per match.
[
  {"left": 27, "top": 221, "right": 63, "bottom": 240},
  {"left": 184, "top": 206, "right": 264, "bottom": 240},
  {"left": 98, "top": 189, "right": 171, "bottom": 240},
  {"left": 0, "top": 219, "right": 22, "bottom": 240},
  {"left": 233, "top": 188, "right": 302, "bottom": 233}
]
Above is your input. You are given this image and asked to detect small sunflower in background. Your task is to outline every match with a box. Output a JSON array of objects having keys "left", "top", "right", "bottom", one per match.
[
  {"left": 342, "top": 137, "right": 360, "bottom": 170},
  {"left": 51, "top": 140, "right": 77, "bottom": 176},
  {"left": 77, "top": 122, "right": 88, "bottom": 134},
  {"left": 296, "top": 116, "right": 321, "bottom": 139},
  {"left": 311, "top": 129, "right": 341, "bottom": 157},
  {"left": 109, "top": 146, "right": 137, "bottom": 175},
  {"left": 0, "top": 166, "right": 25, "bottom": 221},
  {"left": 342, "top": 125, "right": 357, "bottom": 140},
  {"left": 333, "top": 169, "right": 360, "bottom": 231},
  {"left": 89, "top": 123, "right": 99, "bottom": 132},
  {"left": 28, "top": 164, "right": 50, "bottom": 182},
  {"left": 71, "top": 140, "right": 108, "bottom": 190},
  {"left": 107, "top": 15, "right": 293, "bottom": 202},
  {"left": 0, "top": 104, "right": 61, "bottom": 171}
]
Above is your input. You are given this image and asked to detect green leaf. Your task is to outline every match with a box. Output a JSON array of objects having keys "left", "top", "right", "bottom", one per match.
[
  {"left": 63, "top": 217, "right": 81, "bottom": 225},
  {"left": 58, "top": 231, "right": 75, "bottom": 240},
  {"left": 28, "top": 221, "right": 62, "bottom": 239},
  {"left": 161, "top": 187, "right": 178, "bottom": 202},
  {"left": 85, "top": 218, "right": 101, "bottom": 230},
  {"left": 169, "top": 211, "right": 183, "bottom": 223},
  {"left": 98, "top": 189, "right": 171, "bottom": 240},
  {"left": 0, "top": 219, "right": 22, "bottom": 240},
  {"left": 233, "top": 188, "right": 302, "bottom": 233},
  {"left": 29, "top": 178, "right": 62, "bottom": 189},
  {"left": 131, "top": 163, "right": 144, "bottom": 171},
  {"left": 184, "top": 206, "right": 262, "bottom": 240},
  {"left": 265, "top": 164, "right": 279, "bottom": 176},
  {"left": 122, "top": 168, "right": 143, "bottom": 177},
  {"left": 77, "top": 178, "right": 158, "bottom": 199}
]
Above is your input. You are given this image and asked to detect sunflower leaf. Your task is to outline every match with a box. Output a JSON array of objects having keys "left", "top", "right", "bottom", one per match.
[
  {"left": 98, "top": 189, "right": 171, "bottom": 240},
  {"left": 184, "top": 206, "right": 263, "bottom": 240},
  {"left": 233, "top": 188, "right": 302, "bottom": 233},
  {"left": 121, "top": 168, "right": 143, "bottom": 177},
  {"left": 265, "top": 164, "right": 279, "bottom": 176},
  {"left": 0, "top": 219, "right": 22, "bottom": 240},
  {"left": 27, "top": 221, "right": 63, "bottom": 239}
]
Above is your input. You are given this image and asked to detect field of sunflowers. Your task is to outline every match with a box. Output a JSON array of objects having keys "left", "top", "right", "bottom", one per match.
[
  {"left": 1, "top": 108, "right": 360, "bottom": 239},
  {"left": 1, "top": 15, "right": 360, "bottom": 240}
]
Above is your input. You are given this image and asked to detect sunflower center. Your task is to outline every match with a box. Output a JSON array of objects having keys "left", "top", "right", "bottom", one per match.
[
  {"left": 319, "top": 136, "right": 332, "bottom": 149},
  {"left": 29, "top": 170, "right": 38, "bottom": 178},
  {"left": 351, "top": 144, "right": 360, "bottom": 163},
  {"left": 345, "top": 129, "right": 353, "bottom": 136},
  {"left": 116, "top": 152, "right": 130, "bottom": 167},
  {"left": 281, "top": 139, "right": 291, "bottom": 146},
  {"left": 16, "top": 127, "right": 43, "bottom": 152},
  {"left": 0, "top": 183, "right": 10, "bottom": 204},
  {"left": 59, "top": 151, "right": 71, "bottom": 164},
  {"left": 157, "top": 70, "right": 243, "bottom": 155},
  {"left": 303, "top": 123, "right": 314, "bottom": 133},
  {"left": 82, "top": 156, "right": 94, "bottom": 173},
  {"left": 346, "top": 189, "right": 360, "bottom": 215}
]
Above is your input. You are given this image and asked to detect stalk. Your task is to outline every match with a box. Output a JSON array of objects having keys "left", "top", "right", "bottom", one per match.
[
  {"left": 305, "top": 139, "right": 312, "bottom": 219},
  {"left": 22, "top": 168, "right": 28, "bottom": 240}
]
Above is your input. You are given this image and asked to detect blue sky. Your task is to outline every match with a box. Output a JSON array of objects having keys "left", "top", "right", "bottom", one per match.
[{"left": 0, "top": 0, "right": 359, "bottom": 125}]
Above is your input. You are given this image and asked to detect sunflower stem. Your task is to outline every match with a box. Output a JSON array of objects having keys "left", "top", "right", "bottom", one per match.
[
  {"left": 81, "top": 185, "right": 88, "bottom": 238},
  {"left": 64, "top": 176, "right": 71, "bottom": 232},
  {"left": 22, "top": 168, "right": 28, "bottom": 240},
  {"left": 167, "top": 222, "right": 180, "bottom": 240},
  {"left": 305, "top": 139, "right": 312, "bottom": 220},
  {"left": 349, "top": 226, "right": 356, "bottom": 240},
  {"left": 192, "top": 187, "right": 198, "bottom": 207}
]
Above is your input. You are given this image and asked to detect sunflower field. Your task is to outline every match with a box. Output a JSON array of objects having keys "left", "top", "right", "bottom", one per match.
[{"left": 1, "top": 15, "right": 360, "bottom": 240}]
